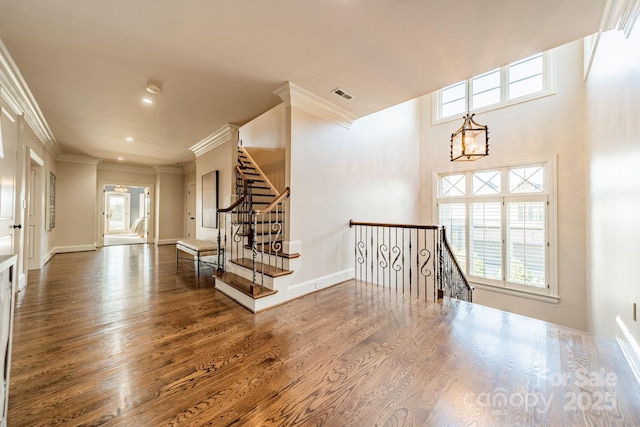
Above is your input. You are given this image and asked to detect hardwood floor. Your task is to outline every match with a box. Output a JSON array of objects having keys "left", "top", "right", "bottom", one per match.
[{"left": 8, "top": 244, "right": 640, "bottom": 426}]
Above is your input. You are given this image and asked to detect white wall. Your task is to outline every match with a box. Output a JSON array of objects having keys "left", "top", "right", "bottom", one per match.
[
  {"left": 586, "top": 27, "right": 640, "bottom": 349},
  {"left": 288, "top": 98, "right": 421, "bottom": 287},
  {"left": 418, "top": 40, "right": 588, "bottom": 330}
]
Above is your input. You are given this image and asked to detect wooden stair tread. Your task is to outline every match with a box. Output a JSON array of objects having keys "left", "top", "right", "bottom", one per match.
[
  {"left": 243, "top": 244, "right": 300, "bottom": 259},
  {"left": 215, "top": 272, "right": 277, "bottom": 299},
  {"left": 230, "top": 258, "right": 293, "bottom": 277}
]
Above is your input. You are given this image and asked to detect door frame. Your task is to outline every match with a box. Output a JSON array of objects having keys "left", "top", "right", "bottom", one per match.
[
  {"left": 97, "top": 181, "right": 154, "bottom": 248},
  {"left": 104, "top": 191, "right": 131, "bottom": 234},
  {"left": 24, "top": 149, "right": 45, "bottom": 271},
  {"left": 186, "top": 181, "right": 196, "bottom": 239}
]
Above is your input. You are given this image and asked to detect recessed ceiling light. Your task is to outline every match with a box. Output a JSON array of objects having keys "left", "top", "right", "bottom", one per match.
[
  {"left": 145, "top": 79, "right": 163, "bottom": 94},
  {"left": 126, "top": 137, "right": 134, "bottom": 142},
  {"left": 142, "top": 97, "right": 153, "bottom": 104},
  {"left": 117, "top": 157, "right": 124, "bottom": 161}
]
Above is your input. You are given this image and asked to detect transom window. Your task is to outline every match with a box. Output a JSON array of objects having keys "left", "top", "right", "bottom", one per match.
[
  {"left": 434, "top": 51, "right": 555, "bottom": 122},
  {"left": 436, "top": 159, "right": 557, "bottom": 297}
]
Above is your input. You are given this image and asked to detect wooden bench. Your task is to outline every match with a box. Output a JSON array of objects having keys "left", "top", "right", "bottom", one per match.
[{"left": 176, "top": 239, "right": 222, "bottom": 276}]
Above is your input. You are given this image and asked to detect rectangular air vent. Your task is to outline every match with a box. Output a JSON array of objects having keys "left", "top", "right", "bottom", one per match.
[{"left": 332, "top": 88, "right": 354, "bottom": 100}]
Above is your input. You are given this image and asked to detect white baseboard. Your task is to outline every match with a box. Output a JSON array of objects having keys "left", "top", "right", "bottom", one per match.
[
  {"left": 288, "top": 268, "right": 353, "bottom": 300},
  {"left": 42, "top": 248, "right": 56, "bottom": 266},
  {"left": 616, "top": 315, "right": 640, "bottom": 385},
  {"left": 155, "top": 238, "right": 179, "bottom": 246},
  {"left": 55, "top": 245, "right": 97, "bottom": 254}
]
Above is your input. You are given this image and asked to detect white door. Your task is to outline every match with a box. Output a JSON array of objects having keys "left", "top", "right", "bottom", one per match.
[
  {"left": 187, "top": 182, "right": 196, "bottom": 238},
  {"left": 27, "top": 164, "right": 42, "bottom": 270},
  {"left": 105, "top": 192, "right": 130, "bottom": 234},
  {"left": 0, "top": 98, "right": 19, "bottom": 426}
]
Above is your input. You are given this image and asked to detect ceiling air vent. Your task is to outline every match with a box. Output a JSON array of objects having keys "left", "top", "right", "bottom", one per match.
[{"left": 332, "top": 87, "right": 354, "bottom": 101}]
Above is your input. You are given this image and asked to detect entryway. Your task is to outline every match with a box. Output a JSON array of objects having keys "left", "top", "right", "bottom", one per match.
[{"left": 102, "top": 184, "right": 150, "bottom": 246}]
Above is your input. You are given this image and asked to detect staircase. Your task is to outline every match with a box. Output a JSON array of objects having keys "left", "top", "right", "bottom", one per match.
[{"left": 214, "top": 147, "right": 298, "bottom": 312}]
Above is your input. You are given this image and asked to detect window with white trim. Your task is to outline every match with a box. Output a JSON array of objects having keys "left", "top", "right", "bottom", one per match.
[
  {"left": 434, "top": 51, "right": 555, "bottom": 122},
  {"left": 436, "top": 159, "right": 556, "bottom": 297}
]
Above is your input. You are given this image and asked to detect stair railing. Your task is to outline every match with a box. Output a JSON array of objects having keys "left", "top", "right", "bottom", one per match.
[
  {"left": 217, "top": 165, "right": 290, "bottom": 292},
  {"left": 217, "top": 165, "right": 252, "bottom": 274},
  {"left": 252, "top": 187, "right": 290, "bottom": 291},
  {"left": 349, "top": 220, "right": 473, "bottom": 302},
  {"left": 437, "top": 226, "right": 474, "bottom": 302}
]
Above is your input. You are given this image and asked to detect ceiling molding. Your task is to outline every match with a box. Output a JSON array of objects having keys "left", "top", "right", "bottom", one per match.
[
  {"left": 98, "top": 162, "right": 155, "bottom": 175},
  {"left": 153, "top": 165, "right": 184, "bottom": 175},
  {"left": 619, "top": 0, "right": 640, "bottom": 37},
  {"left": 274, "top": 82, "right": 359, "bottom": 129},
  {"left": 189, "top": 124, "right": 239, "bottom": 158},
  {"left": 599, "top": 0, "right": 640, "bottom": 34},
  {"left": 0, "top": 38, "right": 61, "bottom": 157},
  {"left": 57, "top": 153, "right": 101, "bottom": 165},
  {"left": 182, "top": 161, "right": 196, "bottom": 175},
  {"left": 585, "top": 0, "right": 640, "bottom": 81}
]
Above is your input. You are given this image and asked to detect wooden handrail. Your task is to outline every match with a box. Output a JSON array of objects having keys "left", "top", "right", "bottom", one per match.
[
  {"left": 218, "top": 166, "right": 249, "bottom": 213},
  {"left": 349, "top": 220, "right": 440, "bottom": 230},
  {"left": 253, "top": 187, "right": 290, "bottom": 215},
  {"left": 235, "top": 165, "right": 253, "bottom": 183}
]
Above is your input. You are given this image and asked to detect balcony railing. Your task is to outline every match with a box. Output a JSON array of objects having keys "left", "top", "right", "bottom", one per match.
[{"left": 349, "top": 220, "right": 473, "bottom": 302}]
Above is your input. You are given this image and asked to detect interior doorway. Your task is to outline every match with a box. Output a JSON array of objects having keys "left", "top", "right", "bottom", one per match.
[{"left": 102, "top": 184, "right": 150, "bottom": 246}]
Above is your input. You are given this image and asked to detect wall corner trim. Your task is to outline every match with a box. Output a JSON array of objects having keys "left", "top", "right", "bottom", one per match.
[
  {"left": 274, "top": 82, "right": 358, "bottom": 129},
  {"left": 189, "top": 124, "right": 239, "bottom": 157}
]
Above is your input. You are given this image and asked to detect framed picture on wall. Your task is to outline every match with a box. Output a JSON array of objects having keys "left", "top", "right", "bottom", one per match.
[
  {"left": 46, "top": 171, "right": 56, "bottom": 230},
  {"left": 202, "top": 170, "right": 219, "bottom": 228}
]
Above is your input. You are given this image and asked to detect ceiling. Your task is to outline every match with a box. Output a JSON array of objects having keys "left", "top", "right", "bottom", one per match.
[{"left": 0, "top": 0, "right": 606, "bottom": 167}]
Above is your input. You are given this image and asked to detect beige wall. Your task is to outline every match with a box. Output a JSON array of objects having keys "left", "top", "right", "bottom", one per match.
[
  {"left": 154, "top": 168, "right": 184, "bottom": 244},
  {"left": 240, "top": 104, "right": 287, "bottom": 192},
  {"left": 418, "top": 40, "right": 588, "bottom": 330},
  {"left": 55, "top": 159, "right": 98, "bottom": 250},
  {"left": 586, "top": 28, "right": 640, "bottom": 348},
  {"left": 195, "top": 137, "right": 236, "bottom": 242}
]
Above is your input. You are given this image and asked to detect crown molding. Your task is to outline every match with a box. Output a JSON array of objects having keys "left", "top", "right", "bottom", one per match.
[
  {"left": 189, "top": 124, "right": 238, "bottom": 158},
  {"left": 153, "top": 165, "right": 184, "bottom": 175},
  {"left": 585, "top": 0, "right": 640, "bottom": 81},
  {"left": 619, "top": 0, "right": 640, "bottom": 36},
  {"left": 98, "top": 161, "right": 155, "bottom": 175},
  {"left": 273, "top": 82, "right": 358, "bottom": 129},
  {"left": 182, "top": 160, "right": 196, "bottom": 174},
  {"left": 599, "top": 0, "right": 640, "bottom": 34},
  {"left": 0, "top": 38, "right": 61, "bottom": 157},
  {"left": 57, "top": 153, "right": 101, "bottom": 165}
]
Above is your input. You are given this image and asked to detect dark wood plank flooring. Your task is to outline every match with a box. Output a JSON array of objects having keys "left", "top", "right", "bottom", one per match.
[{"left": 8, "top": 244, "right": 640, "bottom": 426}]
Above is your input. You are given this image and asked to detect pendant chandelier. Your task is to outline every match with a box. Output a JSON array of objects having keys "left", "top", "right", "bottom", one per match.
[{"left": 450, "top": 84, "right": 489, "bottom": 162}]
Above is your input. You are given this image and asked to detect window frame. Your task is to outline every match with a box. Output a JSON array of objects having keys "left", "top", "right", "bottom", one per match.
[
  {"left": 432, "top": 50, "right": 556, "bottom": 125},
  {"left": 433, "top": 157, "right": 558, "bottom": 302}
]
